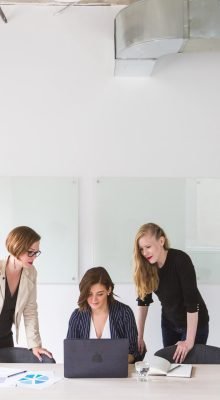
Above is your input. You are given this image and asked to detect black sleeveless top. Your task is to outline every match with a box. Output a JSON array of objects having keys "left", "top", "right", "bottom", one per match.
[{"left": 0, "top": 274, "right": 21, "bottom": 348}]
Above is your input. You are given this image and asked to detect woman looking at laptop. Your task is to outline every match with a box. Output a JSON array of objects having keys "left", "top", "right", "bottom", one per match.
[{"left": 67, "top": 266, "right": 144, "bottom": 363}]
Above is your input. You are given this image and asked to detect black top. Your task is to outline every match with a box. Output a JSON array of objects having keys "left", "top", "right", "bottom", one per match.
[
  {"left": 137, "top": 248, "right": 209, "bottom": 328},
  {"left": 0, "top": 276, "right": 20, "bottom": 347}
]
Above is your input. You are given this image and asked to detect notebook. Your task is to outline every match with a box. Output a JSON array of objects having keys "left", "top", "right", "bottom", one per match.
[
  {"left": 148, "top": 356, "right": 192, "bottom": 378},
  {"left": 64, "top": 338, "right": 129, "bottom": 378}
]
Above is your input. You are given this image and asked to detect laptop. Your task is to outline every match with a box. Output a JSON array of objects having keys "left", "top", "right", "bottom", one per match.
[{"left": 64, "top": 338, "right": 129, "bottom": 378}]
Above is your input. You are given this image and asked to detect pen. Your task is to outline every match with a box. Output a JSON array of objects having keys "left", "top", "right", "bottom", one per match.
[
  {"left": 7, "top": 370, "right": 27, "bottom": 378},
  {"left": 169, "top": 364, "right": 181, "bottom": 372},
  {"left": 0, "top": 7, "right": 8, "bottom": 23}
]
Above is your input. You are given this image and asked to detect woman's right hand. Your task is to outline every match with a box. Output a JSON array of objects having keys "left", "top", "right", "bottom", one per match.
[
  {"left": 32, "top": 347, "right": 53, "bottom": 362},
  {"left": 138, "top": 337, "right": 147, "bottom": 354}
]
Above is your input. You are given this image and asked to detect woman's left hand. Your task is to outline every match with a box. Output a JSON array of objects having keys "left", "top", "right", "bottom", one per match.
[
  {"left": 173, "top": 340, "right": 193, "bottom": 363},
  {"left": 32, "top": 347, "right": 53, "bottom": 362}
]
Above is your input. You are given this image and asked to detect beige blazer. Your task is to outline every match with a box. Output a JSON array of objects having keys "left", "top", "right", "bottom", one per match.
[{"left": 0, "top": 259, "right": 42, "bottom": 349}]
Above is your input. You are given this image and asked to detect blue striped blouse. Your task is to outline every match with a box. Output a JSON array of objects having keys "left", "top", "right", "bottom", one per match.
[{"left": 67, "top": 300, "right": 144, "bottom": 362}]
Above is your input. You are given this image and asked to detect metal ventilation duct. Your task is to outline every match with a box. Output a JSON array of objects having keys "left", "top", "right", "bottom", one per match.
[{"left": 114, "top": 0, "right": 220, "bottom": 76}]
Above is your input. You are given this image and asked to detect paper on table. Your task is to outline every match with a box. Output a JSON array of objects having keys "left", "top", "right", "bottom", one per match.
[
  {"left": 16, "top": 370, "right": 62, "bottom": 390},
  {"left": 0, "top": 368, "right": 27, "bottom": 387}
]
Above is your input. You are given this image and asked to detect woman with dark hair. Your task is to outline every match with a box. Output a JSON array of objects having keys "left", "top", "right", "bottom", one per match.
[
  {"left": 0, "top": 226, "right": 53, "bottom": 360},
  {"left": 67, "top": 266, "right": 144, "bottom": 363},
  {"left": 133, "top": 222, "right": 209, "bottom": 363}
]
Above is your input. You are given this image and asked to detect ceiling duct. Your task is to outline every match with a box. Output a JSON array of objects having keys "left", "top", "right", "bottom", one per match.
[{"left": 114, "top": 0, "right": 220, "bottom": 76}]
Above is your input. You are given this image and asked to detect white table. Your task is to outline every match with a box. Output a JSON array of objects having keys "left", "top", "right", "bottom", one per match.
[{"left": 0, "top": 363, "right": 219, "bottom": 400}]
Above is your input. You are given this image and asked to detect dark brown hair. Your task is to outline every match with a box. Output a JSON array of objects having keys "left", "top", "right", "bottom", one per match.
[
  {"left": 6, "top": 226, "right": 41, "bottom": 258},
  {"left": 78, "top": 266, "right": 115, "bottom": 311}
]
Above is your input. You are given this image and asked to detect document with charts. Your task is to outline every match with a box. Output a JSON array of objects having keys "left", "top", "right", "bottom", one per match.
[
  {"left": 148, "top": 356, "right": 192, "bottom": 378},
  {"left": 16, "top": 370, "right": 62, "bottom": 390}
]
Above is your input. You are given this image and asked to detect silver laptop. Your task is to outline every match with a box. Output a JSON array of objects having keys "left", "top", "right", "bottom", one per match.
[{"left": 64, "top": 338, "right": 129, "bottom": 378}]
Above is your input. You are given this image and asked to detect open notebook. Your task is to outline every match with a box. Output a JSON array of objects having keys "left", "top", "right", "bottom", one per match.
[{"left": 148, "top": 356, "right": 192, "bottom": 378}]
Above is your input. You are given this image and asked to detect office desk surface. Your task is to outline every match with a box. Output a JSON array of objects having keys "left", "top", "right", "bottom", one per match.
[{"left": 0, "top": 363, "right": 219, "bottom": 400}]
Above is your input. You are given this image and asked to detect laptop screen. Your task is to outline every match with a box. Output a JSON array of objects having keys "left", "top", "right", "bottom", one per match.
[{"left": 64, "top": 338, "right": 129, "bottom": 378}]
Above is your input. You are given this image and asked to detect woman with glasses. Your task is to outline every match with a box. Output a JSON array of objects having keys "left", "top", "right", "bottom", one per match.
[
  {"left": 67, "top": 266, "right": 144, "bottom": 363},
  {"left": 0, "top": 226, "right": 53, "bottom": 360}
]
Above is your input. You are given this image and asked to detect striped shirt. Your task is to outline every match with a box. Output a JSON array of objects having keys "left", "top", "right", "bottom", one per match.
[{"left": 67, "top": 300, "right": 144, "bottom": 362}]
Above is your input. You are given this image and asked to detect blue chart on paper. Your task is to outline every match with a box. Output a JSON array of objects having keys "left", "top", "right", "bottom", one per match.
[{"left": 19, "top": 373, "right": 49, "bottom": 385}]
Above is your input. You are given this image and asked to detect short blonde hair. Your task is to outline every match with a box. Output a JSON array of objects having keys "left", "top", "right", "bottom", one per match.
[{"left": 6, "top": 226, "right": 41, "bottom": 258}]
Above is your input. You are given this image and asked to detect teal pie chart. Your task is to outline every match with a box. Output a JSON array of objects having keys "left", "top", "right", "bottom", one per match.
[{"left": 19, "top": 373, "right": 49, "bottom": 385}]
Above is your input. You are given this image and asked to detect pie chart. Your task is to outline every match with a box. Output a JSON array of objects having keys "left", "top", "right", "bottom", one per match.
[{"left": 19, "top": 373, "right": 49, "bottom": 385}]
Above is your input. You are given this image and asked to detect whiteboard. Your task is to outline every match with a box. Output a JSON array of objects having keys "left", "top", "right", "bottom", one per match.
[
  {"left": 94, "top": 177, "right": 220, "bottom": 284},
  {"left": 0, "top": 177, "right": 78, "bottom": 284},
  {"left": 185, "top": 178, "right": 220, "bottom": 283},
  {"left": 187, "top": 250, "right": 220, "bottom": 284},
  {"left": 185, "top": 178, "right": 220, "bottom": 248},
  {"left": 93, "top": 178, "right": 186, "bottom": 283}
]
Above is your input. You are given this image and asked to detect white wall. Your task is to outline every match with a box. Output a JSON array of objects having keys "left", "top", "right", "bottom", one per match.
[{"left": 1, "top": 5, "right": 220, "bottom": 362}]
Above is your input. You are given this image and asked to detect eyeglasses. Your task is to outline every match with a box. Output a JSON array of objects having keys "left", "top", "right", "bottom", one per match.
[{"left": 26, "top": 250, "right": 41, "bottom": 258}]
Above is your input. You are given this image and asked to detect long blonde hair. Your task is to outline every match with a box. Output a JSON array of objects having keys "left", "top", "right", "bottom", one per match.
[{"left": 133, "top": 223, "right": 169, "bottom": 300}]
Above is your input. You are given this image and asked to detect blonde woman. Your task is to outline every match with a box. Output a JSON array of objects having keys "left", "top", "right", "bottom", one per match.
[
  {"left": 134, "top": 223, "right": 209, "bottom": 363},
  {"left": 0, "top": 226, "right": 53, "bottom": 361}
]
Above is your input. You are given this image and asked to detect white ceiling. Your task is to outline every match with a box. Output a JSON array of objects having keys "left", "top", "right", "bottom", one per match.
[
  {"left": 0, "top": 0, "right": 133, "bottom": 5},
  {"left": 0, "top": 0, "right": 130, "bottom": 22}
]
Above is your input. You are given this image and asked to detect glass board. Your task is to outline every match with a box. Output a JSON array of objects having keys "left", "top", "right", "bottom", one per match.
[
  {"left": 0, "top": 177, "right": 78, "bottom": 283},
  {"left": 94, "top": 178, "right": 186, "bottom": 283},
  {"left": 94, "top": 177, "right": 220, "bottom": 284},
  {"left": 186, "top": 178, "right": 220, "bottom": 284}
]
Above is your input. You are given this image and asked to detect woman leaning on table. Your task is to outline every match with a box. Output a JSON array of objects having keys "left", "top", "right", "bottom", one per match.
[
  {"left": 0, "top": 226, "right": 53, "bottom": 361},
  {"left": 133, "top": 222, "right": 209, "bottom": 363},
  {"left": 67, "top": 266, "right": 144, "bottom": 363}
]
